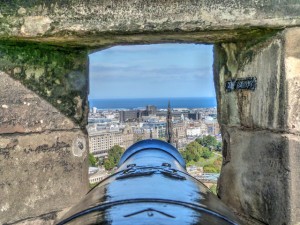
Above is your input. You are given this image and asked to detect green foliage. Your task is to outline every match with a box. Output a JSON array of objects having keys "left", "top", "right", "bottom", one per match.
[
  {"left": 181, "top": 141, "right": 215, "bottom": 165},
  {"left": 181, "top": 141, "right": 203, "bottom": 163},
  {"left": 103, "top": 145, "right": 124, "bottom": 170},
  {"left": 209, "top": 184, "right": 217, "bottom": 195},
  {"left": 0, "top": 42, "right": 87, "bottom": 125},
  {"left": 196, "top": 135, "right": 218, "bottom": 150},
  {"left": 203, "top": 164, "right": 221, "bottom": 173},
  {"left": 213, "top": 157, "right": 223, "bottom": 168},
  {"left": 202, "top": 147, "right": 213, "bottom": 159},
  {"left": 103, "top": 159, "right": 115, "bottom": 171},
  {"left": 216, "top": 141, "right": 222, "bottom": 151},
  {"left": 186, "top": 160, "right": 196, "bottom": 167},
  {"left": 88, "top": 153, "right": 98, "bottom": 167}
]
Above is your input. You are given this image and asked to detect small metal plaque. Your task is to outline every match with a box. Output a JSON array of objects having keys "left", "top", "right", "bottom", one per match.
[{"left": 225, "top": 77, "right": 257, "bottom": 92}]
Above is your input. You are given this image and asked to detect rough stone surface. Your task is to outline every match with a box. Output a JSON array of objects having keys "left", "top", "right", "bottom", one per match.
[
  {"left": 284, "top": 28, "right": 300, "bottom": 134},
  {"left": 0, "top": 71, "right": 77, "bottom": 133},
  {"left": 0, "top": 1, "right": 299, "bottom": 224},
  {"left": 0, "top": 43, "right": 89, "bottom": 224},
  {"left": 0, "top": 0, "right": 299, "bottom": 47},
  {"left": 214, "top": 27, "right": 300, "bottom": 225},
  {"left": 214, "top": 32, "right": 296, "bottom": 133},
  {"left": 288, "top": 134, "right": 300, "bottom": 225},
  {"left": 217, "top": 127, "right": 294, "bottom": 225},
  {"left": 21, "top": 16, "right": 52, "bottom": 36},
  {"left": 0, "top": 43, "right": 89, "bottom": 127},
  {"left": 0, "top": 131, "right": 88, "bottom": 224},
  {"left": 4, "top": 208, "right": 70, "bottom": 225}
]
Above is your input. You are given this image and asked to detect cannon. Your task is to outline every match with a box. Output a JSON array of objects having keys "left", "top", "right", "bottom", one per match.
[{"left": 57, "top": 139, "right": 241, "bottom": 225}]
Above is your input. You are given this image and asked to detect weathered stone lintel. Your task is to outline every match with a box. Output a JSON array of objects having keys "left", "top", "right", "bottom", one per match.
[
  {"left": 0, "top": 0, "right": 299, "bottom": 45},
  {"left": 0, "top": 28, "right": 281, "bottom": 48}
]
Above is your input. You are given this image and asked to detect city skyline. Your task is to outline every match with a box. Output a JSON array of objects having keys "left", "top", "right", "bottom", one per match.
[{"left": 89, "top": 44, "right": 215, "bottom": 99}]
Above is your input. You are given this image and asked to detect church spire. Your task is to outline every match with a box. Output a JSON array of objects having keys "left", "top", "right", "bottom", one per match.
[{"left": 165, "top": 100, "right": 174, "bottom": 144}]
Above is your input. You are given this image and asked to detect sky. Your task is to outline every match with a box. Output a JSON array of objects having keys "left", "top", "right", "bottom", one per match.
[{"left": 89, "top": 44, "right": 214, "bottom": 99}]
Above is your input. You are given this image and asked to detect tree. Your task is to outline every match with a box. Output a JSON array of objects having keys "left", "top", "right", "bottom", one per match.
[
  {"left": 103, "top": 145, "right": 124, "bottom": 170},
  {"left": 181, "top": 139, "right": 218, "bottom": 165},
  {"left": 202, "top": 147, "right": 213, "bottom": 159},
  {"left": 88, "top": 153, "right": 98, "bottom": 167},
  {"left": 182, "top": 141, "right": 204, "bottom": 164},
  {"left": 196, "top": 135, "right": 218, "bottom": 150},
  {"left": 216, "top": 141, "right": 222, "bottom": 151},
  {"left": 103, "top": 159, "right": 114, "bottom": 171}
]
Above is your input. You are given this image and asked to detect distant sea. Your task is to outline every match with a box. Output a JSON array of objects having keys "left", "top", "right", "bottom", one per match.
[{"left": 89, "top": 97, "right": 217, "bottom": 109}]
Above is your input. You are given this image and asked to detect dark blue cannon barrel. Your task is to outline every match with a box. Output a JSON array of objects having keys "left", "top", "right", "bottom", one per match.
[{"left": 57, "top": 139, "right": 241, "bottom": 225}]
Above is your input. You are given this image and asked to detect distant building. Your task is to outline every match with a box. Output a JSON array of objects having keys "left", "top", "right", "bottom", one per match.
[
  {"left": 146, "top": 105, "right": 157, "bottom": 115},
  {"left": 188, "top": 112, "right": 201, "bottom": 120},
  {"left": 119, "top": 110, "right": 140, "bottom": 122},
  {"left": 156, "top": 111, "right": 188, "bottom": 119},
  {"left": 89, "top": 167, "right": 109, "bottom": 184},
  {"left": 206, "top": 122, "right": 220, "bottom": 136},
  {"left": 89, "top": 128, "right": 134, "bottom": 158},
  {"left": 133, "top": 127, "right": 159, "bottom": 141},
  {"left": 92, "top": 107, "right": 97, "bottom": 114},
  {"left": 173, "top": 122, "right": 187, "bottom": 139},
  {"left": 173, "top": 122, "right": 187, "bottom": 149},
  {"left": 186, "top": 127, "right": 201, "bottom": 137}
]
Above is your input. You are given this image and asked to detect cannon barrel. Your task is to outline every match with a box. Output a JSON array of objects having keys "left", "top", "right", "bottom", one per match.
[{"left": 57, "top": 139, "right": 241, "bottom": 225}]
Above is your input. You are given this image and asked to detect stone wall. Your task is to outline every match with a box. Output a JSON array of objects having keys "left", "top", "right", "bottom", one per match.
[
  {"left": 214, "top": 28, "right": 300, "bottom": 225},
  {"left": 0, "top": 0, "right": 300, "bottom": 47},
  {"left": 0, "top": 1, "right": 299, "bottom": 224},
  {"left": 0, "top": 43, "right": 89, "bottom": 224},
  {"left": 0, "top": 43, "right": 88, "bottom": 127},
  {"left": 284, "top": 28, "right": 300, "bottom": 225}
]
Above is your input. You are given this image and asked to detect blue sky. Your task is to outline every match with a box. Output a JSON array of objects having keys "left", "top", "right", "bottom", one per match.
[{"left": 89, "top": 44, "right": 214, "bottom": 99}]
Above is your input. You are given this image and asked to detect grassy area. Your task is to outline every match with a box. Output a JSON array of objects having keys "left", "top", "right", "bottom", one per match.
[
  {"left": 187, "top": 152, "right": 221, "bottom": 166},
  {"left": 186, "top": 151, "right": 222, "bottom": 173}
]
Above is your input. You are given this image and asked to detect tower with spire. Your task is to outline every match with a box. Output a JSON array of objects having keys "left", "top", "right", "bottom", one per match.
[{"left": 165, "top": 100, "right": 174, "bottom": 144}]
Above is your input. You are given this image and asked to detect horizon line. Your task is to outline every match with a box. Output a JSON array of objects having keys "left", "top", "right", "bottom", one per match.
[{"left": 89, "top": 96, "right": 216, "bottom": 100}]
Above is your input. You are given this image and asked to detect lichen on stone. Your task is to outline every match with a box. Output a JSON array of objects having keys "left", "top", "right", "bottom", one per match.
[{"left": 0, "top": 41, "right": 88, "bottom": 127}]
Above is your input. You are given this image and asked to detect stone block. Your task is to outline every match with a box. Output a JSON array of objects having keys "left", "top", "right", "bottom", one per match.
[
  {"left": 0, "top": 71, "right": 77, "bottom": 133},
  {"left": 218, "top": 127, "right": 299, "bottom": 225},
  {"left": 0, "top": 130, "right": 89, "bottom": 224},
  {"left": 288, "top": 134, "right": 300, "bottom": 224},
  {"left": 215, "top": 28, "right": 300, "bottom": 134},
  {"left": 284, "top": 28, "right": 300, "bottom": 134},
  {"left": 0, "top": 43, "right": 89, "bottom": 127},
  {"left": 214, "top": 36, "right": 287, "bottom": 131},
  {"left": 0, "top": 1, "right": 300, "bottom": 46}
]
